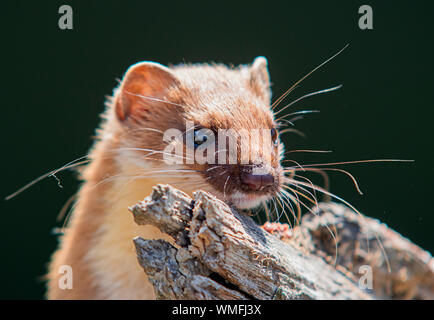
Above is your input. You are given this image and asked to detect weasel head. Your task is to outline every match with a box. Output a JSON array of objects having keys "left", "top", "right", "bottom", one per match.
[{"left": 110, "top": 57, "right": 284, "bottom": 210}]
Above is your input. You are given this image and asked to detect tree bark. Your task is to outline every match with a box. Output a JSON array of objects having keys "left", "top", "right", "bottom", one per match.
[{"left": 130, "top": 184, "right": 434, "bottom": 300}]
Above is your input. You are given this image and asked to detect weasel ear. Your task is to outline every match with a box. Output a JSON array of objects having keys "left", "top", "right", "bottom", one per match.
[
  {"left": 250, "top": 56, "right": 271, "bottom": 103},
  {"left": 115, "top": 61, "right": 180, "bottom": 121}
]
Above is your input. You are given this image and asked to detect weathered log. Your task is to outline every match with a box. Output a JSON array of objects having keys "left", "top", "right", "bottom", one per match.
[
  {"left": 292, "top": 203, "right": 434, "bottom": 299},
  {"left": 130, "top": 184, "right": 434, "bottom": 300}
]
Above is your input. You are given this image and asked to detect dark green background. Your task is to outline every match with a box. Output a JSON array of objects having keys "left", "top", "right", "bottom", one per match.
[{"left": 2, "top": 1, "right": 433, "bottom": 299}]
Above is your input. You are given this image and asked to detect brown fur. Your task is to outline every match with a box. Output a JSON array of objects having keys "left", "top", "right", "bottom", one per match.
[{"left": 46, "top": 58, "right": 284, "bottom": 299}]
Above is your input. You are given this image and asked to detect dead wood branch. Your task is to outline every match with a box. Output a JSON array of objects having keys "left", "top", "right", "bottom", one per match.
[{"left": 131, "top": 184, "right": 433, "bottom": 300}]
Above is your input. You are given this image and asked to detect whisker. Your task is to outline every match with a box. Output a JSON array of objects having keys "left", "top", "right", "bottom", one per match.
[
  {"left": 285, "top": 115, "right": 305, "bottom": 123},
  {"left": 116, "top": 147, "right": 193, "bottom": 161},
  {"left": 283, "top": 184, "right": 319, "bottom": 210},
  {"left": 276, "top": 191, "right": 296, "bottom": 227},
  {"left": 271, "top": 197, "right": 279, "bottom": 221},
  {"left": 271, "top": 44, "right": 349, "bottom": 110},
  {"left": 280, "top": 188, "right": 301, "bottom": 226},
  {"left": 61, "top": 197, "right": 79, "bottom": 233},
  {"left": 124, "top": 127, "right": 164, "bottom": 135},
  {"left": 285, "top": 149, "right": 332, "bottom": 155},
  {"left": 124, "top": 91, "right": 193, "bottom": 110},
  {"left": 214, "top": 149, "right": 228, "bottom": 156},
  {"left": 5, "top": 157, "right": 91, "bottom": 200},
  {"left": 284, "top": 177, "right": 392, "bottom": 272},
  {"left": 291, "top": 173, "right": 320, "bottom": 204},
  {"left": 276, "top": 109, "right": 320, "bottom": 121},
  {"left": 223, "top": 175, "right": 231, "bottom": 201},
  {"left": 276, "top": 119, "right": 295, "bottom": 127},
  {"left": 57, "top": 194, "right": 77, "bottom": 222},
  {"left": 285, "top": 159, "right": 414, "bottom": 170},
  {"left": 279, "top": 128, "right": 306, "bottom": 138},
  {"left": 284, "top": 184, "right": 339, "bottom": 266},
  {"left": 274, "top": 193, "right": 292, "bottom": 228},
  {"left": 88, "top": 168, "right": 203, "bottom": 191},
  {"left": 289, "top": 167, "right": 363, "bottom": 195},
  {"left": 281, "top": 159, "right": 305, "bottom": 170},
  {"left": 274, "top": 85, "right": 342, "bottom": 116},
  {"left": 5, "top": 142, "right": 205, "bottom": 200},
  {"left": 262, "top": 201, "right": 271, "bottom": 222}
]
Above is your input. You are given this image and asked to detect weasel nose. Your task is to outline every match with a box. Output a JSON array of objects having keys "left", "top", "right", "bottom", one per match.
[{"left": 240, "top": 172, "right": 275, "bottom": 191}]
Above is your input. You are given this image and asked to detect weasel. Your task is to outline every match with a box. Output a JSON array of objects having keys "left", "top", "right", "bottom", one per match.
[
  {"left": 46, "top": 57, "right": 287, "bottom": 299},
  {"left": 9, "top": 48, "right": 405, "bottom": 298}
]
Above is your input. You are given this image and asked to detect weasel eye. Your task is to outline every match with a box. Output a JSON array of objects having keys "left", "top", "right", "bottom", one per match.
[
  {"left": 271, "top": 128, "right": 278, "bottom": 145},
  {"left": 194, "top": 130, "right": 209, "bottom": 148}
]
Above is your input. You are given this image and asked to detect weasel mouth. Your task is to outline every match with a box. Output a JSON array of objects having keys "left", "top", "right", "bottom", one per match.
[{"left": 228, "top": 191, "right": 272, "bottom": 209}]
